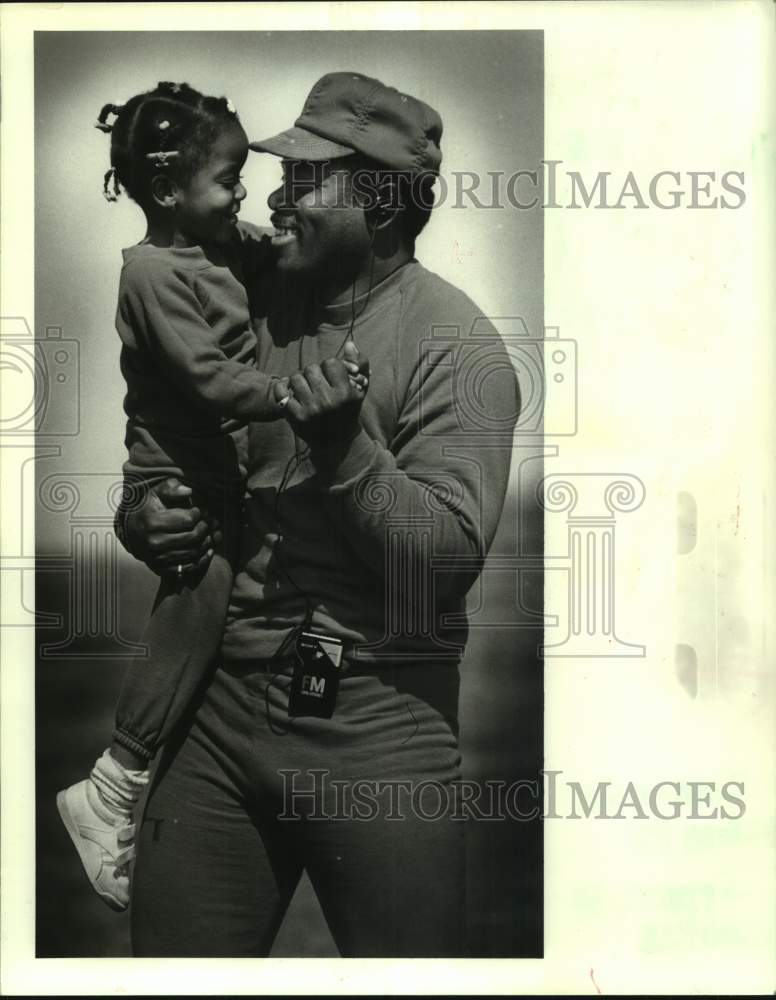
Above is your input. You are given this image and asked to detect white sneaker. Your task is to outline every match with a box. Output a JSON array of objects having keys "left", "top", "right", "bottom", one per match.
[{"left": 56, "top": 780, "right": 136, "bottom": 912}]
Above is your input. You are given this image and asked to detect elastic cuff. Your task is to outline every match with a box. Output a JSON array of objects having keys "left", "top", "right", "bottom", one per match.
[{"left": 113, "top": 728, "right": 156, "bottom": 763}]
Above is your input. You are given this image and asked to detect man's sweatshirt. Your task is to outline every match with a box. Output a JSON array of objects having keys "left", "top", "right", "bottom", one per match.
[{"left": 221, "top": 259, "right": 520, "bottom": 666}]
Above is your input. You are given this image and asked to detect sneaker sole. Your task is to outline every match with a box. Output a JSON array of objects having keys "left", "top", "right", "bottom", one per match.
[{"left": 56, "top": 789, "right": 128, "bottom": 913}]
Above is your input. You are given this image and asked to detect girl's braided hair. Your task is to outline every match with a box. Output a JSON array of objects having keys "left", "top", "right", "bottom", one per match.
[{"left": 95, "top": 81, "right": 240, "bottom": 205}]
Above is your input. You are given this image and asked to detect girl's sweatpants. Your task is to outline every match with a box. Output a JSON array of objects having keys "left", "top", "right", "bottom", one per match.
[{"left": 112, "top": 487, "right": 240, "bottom": 763}]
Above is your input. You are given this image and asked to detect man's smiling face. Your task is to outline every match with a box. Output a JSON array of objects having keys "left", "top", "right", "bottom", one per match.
[{"left": 267, "top": 158, "right": 373, "bottom": 283}]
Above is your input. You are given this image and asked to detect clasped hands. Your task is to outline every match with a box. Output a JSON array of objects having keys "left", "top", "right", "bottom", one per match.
[
  {"left": 273, "top": 338, "right": 369, "bottom": 448},
  {"left": 122, "top": 339, "right": 369, "bottom": 577}
]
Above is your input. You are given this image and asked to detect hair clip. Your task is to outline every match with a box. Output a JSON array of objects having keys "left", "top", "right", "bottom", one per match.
[
  {"left": 225, "top": 98, "right": 236, "bottom": 115},
  {"left": 145, "top": 150, "right": 180, "bottom": 167}
]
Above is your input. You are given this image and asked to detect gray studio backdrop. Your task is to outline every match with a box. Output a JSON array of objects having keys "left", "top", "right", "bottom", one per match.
[{"left": 34, "top": 30, "right": 544, "bottom": 957}]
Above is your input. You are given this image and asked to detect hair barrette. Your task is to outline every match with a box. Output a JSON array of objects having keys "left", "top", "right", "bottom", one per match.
[
  {"left": 145, "top": 150, "right": 180, "bottom": 167},
  {"left": 225, "top": 98, "right": 236, "bottom": 115}
]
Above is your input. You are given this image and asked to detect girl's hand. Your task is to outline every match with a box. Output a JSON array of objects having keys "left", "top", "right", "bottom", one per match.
[
  {"left": 343, "top": 338, "right": 370, "bottom": 388},
  {"left": 275, "top": 340, "right": 369, "bottom": 411},
  {"left": 272, "top": 351, "right": 369, "bottom": 448}
]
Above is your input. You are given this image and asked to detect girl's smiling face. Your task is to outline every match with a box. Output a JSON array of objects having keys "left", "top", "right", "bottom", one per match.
[{"left": 173, "top": 123, "right": 249, "bottom": 245}]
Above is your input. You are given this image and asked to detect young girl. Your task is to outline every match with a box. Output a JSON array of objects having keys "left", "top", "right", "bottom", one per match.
[{"left": 56, "top": 81, "right": 363, "bottom": 911}]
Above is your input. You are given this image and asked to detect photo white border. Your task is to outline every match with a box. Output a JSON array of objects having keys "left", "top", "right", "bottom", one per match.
[{"left": 2, "top": 1, "right": 774, "bottom": 995}]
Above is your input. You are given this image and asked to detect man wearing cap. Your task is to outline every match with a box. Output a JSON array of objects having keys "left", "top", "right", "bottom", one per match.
[{"left": 123, "top": 72, "right": 520, "bottom": 957}]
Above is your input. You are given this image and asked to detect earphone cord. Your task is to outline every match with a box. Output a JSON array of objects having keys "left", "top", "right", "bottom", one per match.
[
  {"left": 264, "top": 445, "right": 313, "bottom": 733},
  {"left": 267, "top": 228, "right": 379, "bottom": 708},
  {"left": 272, "top": 446, "right": 313, "bottom": 625},
  {"left": 337, "top": 224, "right": 378, "bottom": 357}
]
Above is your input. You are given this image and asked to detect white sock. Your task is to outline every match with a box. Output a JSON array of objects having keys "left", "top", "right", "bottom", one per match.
[{"left": 88, "top": 749, "right": 149, "bottom": 824}]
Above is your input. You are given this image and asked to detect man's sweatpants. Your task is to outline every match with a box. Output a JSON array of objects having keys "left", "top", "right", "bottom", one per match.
[{"left": 130, "top": 656, "right": 466, "bottom": 957}]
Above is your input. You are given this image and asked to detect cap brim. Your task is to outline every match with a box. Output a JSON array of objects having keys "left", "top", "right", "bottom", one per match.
[{"left": 248, "top": 125, "right": 356, "bottom": 161}]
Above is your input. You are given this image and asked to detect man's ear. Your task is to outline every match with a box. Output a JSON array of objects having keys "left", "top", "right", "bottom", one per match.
[
  {"left": 368, "top": 175, "right": 401, "bottom": 232},
  {"left": 150, "top": 174, "right": 178, "bottom": 211}
]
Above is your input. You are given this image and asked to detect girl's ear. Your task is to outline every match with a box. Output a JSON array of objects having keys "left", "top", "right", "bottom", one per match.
[{"left": 150, "top": 174, "right": 178, "bottom": 211}]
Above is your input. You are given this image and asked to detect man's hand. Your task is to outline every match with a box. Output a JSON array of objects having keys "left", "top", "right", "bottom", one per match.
[
  {"left": 124, "top": 477, "right": 219, "bottom": 577},
  {"left": 274, "top": 342, "right": 369, "bottom": 448}
]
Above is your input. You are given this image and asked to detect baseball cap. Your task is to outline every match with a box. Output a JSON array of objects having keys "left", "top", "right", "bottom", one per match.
[{"left": 249, "top": 71, "right": 443, "bottom": 174}]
